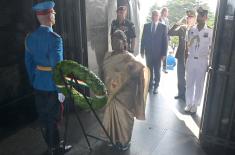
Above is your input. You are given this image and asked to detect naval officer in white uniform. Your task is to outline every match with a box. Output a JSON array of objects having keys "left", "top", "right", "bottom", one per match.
[{"left": 185, "top": 7, "right": 213, "bottom": 113}]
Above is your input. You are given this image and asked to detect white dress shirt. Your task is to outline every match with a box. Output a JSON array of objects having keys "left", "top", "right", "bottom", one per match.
[{"left": 151, "top": 22, "right": 159, "bottom": 33}]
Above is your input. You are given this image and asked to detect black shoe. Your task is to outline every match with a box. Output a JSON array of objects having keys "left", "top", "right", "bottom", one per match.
[
  {"left": 162, "top": 69, "right": 168, "bottom": 73},
  {"left": 59, "top": 140, "right": 72, "bottom": 154},
  {"left": 174, "top": 95, "right": 185, "bottom": 101},
  {"left": 120, "top": 143, "right": 130, "bottom": 151},
  {"left": 64, "top": 145, "right": 73, "bottom": 153},
  {"left": 174, "top": 95, "right": 182, "bottom": 99},
  {"left": 153, "top": 88, "right": 158, "bottom": 94},
  {"left": 115, "top": 142, "right": 130, "bottom": 151},
  {"left": 59, "top": 145, "right": 72, "bottom": 154}
]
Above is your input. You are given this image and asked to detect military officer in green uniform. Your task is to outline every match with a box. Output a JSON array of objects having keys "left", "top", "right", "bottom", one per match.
[
  {"left": 111, "top": 6, "right": 136, "bottom": 53},
  {"left": 168, "top": 10, "right": 196, "bottom": 101},
  {"left": 25, "top": 1, "right": 71, "bottom": 154}
]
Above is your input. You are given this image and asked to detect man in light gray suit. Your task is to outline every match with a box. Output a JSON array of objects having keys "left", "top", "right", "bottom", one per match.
[{"left": 141, "top": 10, "right": 168, "bottom": 94}]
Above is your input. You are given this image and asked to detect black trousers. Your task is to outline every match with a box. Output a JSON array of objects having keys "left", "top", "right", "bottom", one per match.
[
  {"left": 35, "top": 90, "right": 61, "bottom": 149},
  {"left": 162, "top": 57, "right": 167, "bottom": 70},
  {"left": 146, "top": 56, "right": 161, "bottom": 88},
  {"left": 177, "top": 58, "right": 186, "bottom": 96}
]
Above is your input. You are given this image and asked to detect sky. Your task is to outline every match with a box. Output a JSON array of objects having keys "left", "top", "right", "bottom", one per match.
[{"left": 139, "top": 0, "right": 218, "bottom": 23}]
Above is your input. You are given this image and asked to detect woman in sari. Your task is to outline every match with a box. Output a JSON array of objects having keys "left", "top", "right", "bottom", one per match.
[{"left": 102, "top": 30, "right": 149, "bottom": 151}]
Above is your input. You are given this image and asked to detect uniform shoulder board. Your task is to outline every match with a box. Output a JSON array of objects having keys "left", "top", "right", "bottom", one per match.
[{"left": 49, "top": 31, "right": 61, "bottom": 38}]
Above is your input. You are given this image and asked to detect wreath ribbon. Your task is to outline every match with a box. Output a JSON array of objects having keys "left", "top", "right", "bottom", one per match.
[{"left": 53, "top": 60, "right": 107, "bottom": 109}]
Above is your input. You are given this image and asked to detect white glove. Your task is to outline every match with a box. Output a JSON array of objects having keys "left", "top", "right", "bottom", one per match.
[{"left": 58, "top": 93, "right": 65, "bottom": 103}]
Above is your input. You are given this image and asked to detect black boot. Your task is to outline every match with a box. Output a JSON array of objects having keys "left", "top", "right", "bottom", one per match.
[
  {"left": 153, "top": 87, "right": 158, "bottom": 94},
  {"left": 47, "top": 147, "right": 58, "bottom": 155},
  {"left": 59, "top": 140, "right": 72, "bottom": 154}
]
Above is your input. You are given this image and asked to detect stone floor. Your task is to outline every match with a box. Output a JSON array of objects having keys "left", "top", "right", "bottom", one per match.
[{"left": 0, "top": 69, "right": 212, "bottom": 155}]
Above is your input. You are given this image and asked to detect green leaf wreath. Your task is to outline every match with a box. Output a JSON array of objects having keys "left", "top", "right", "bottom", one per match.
[{"left": 53, "top": 60, "right": 107, "bottom": 109}]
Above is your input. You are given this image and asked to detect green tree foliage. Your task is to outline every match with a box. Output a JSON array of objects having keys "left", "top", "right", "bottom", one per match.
[
  {"left": 167, "top": 0, "right": 196, "bottom": 27},
  {"left": 146, "top": 0, "right": 196, "bottom": 24},
  {"left": 170, "top": 36, "right": 179, "bottom": 52},
  {"left": 146, "top": 5, "right": 161, "bottom": 23},
  {"left": 147, "top": 0, "right": 215, "bottom": 27},
  {"left": 146, "top": 0, "right": 215, "bottom": 49}
]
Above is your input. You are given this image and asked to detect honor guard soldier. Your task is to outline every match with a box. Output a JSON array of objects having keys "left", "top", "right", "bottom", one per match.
[
  {"left": 24, "top": 1, "right": 71, "bottom": 154},
  {"left": 111, "top": 6, "right": 136, "bottom": 53},
  {"left": 185, "top": 7, "right": 213, "bottom": 114}
]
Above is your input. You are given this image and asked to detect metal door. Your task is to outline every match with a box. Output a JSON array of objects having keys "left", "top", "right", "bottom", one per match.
[
  {"left": 0, "top": 0, "right": 37, "bottom": 107},
  {"left": 54, "top": 0, "right": 88, "bottom": 66},
  {"left": 200, "top": 0, "right": 235, "bottom": 152}
]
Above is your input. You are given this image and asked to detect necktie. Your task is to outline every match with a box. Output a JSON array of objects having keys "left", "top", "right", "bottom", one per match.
[{"left": 152, "top": 23, "right": 155, "bottom": 33}]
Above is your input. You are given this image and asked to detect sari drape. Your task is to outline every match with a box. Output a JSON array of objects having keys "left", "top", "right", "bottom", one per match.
[{"left": 102, "top": 51, "right": 149, "bottom": 145}]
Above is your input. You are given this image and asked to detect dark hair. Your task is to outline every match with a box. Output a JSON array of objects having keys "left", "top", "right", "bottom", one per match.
[
  {"left": 111, "top": 30, "right": 127, "bottom": 51},
  {"left": 111, "top": 30, "right": 127, "bottom": 42}
]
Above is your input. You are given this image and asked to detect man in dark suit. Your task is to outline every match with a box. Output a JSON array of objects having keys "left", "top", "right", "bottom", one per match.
[{"left": 141, "top": 10, "right": 168, "bottom": 94}]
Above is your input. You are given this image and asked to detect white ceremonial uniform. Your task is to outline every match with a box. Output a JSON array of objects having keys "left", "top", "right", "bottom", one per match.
[{"left": 185, "top": 25, "right": 213, "bottom": 107}]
